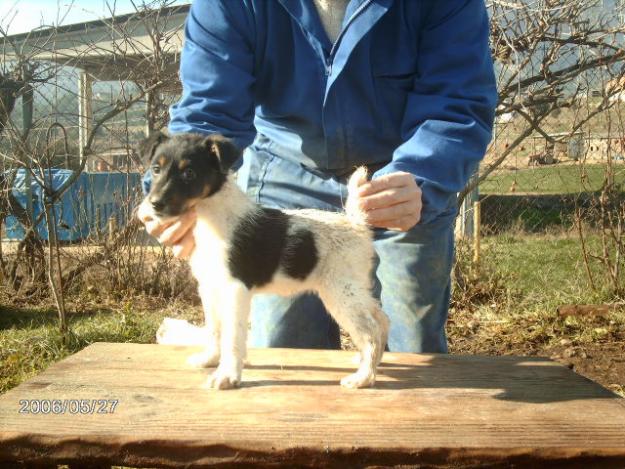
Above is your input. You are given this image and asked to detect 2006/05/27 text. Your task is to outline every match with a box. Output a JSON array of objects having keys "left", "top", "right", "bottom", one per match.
[{"left": 18, "top": 399, "right": 119, "bottom": 414}]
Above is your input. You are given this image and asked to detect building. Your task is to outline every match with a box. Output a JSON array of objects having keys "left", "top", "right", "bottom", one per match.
[{"left": 0, "top": 4, "right": 189, "bottom": 166}]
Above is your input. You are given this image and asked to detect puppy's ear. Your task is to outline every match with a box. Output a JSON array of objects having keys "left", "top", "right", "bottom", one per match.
[
  {"left": 204, "top": 135, "right": 241, "bottom": 172},
  {"left": 139, "top": 131, "right": 168, "bottom": 162}
]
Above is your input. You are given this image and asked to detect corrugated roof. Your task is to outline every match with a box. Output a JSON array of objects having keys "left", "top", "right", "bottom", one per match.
[{"left": 0, "top": 4, "right": 189, "bottom": 84}]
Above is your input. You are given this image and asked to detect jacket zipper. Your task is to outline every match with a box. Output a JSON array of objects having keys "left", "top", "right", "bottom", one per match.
[{"left": 325, "top": 0, "right": 373, "bottom": 75}]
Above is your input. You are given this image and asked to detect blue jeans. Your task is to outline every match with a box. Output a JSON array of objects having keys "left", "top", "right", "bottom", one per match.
[{"left": 236, "top": 147, "right": 456, "bottom": 353}]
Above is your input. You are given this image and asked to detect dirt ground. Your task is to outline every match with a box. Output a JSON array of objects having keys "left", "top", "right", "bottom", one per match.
[
  {"left": 549, "top": 343, "right": 625, "bottom": 395},
  {"left": 447, "top": 311, "right": 625, "bottom": 397}
]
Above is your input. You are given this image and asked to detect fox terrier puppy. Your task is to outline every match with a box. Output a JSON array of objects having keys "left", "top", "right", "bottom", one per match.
[{"left": 138, "top": 132, "right": 389, "bottom": 389}]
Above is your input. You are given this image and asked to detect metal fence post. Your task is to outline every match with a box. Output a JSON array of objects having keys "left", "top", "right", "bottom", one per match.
[
  {"left": 78, "top": 71, "right": 93, "bottom": 168},
  {"left": 21, "top": 66, "right": 34, "bottom": 225},
  {"left": 456, "top": 170, "right": 480, "bottom": 240}
]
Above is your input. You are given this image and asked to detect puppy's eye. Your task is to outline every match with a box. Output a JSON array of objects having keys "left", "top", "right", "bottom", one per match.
[
  {"left": 152, "top": 165, "right": 161, "bottom": 175},
  {"left": 181, "top": 168, "right": 196, "bottom": 182}
]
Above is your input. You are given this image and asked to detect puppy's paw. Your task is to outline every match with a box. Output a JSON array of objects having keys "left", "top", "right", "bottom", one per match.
[
  {"left": 204, "top": 366, "right": 241, "bottom": 390},
  {"left": 187, "top": 350, "right": 220, "bottom": 368},
  {"left": 340, "top": 372, "right": 375, "bottom": 389}
]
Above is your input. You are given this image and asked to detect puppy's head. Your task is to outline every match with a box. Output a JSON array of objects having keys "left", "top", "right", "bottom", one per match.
[{"left": 140, "top": 132, "right": 240, "bottom": 218}]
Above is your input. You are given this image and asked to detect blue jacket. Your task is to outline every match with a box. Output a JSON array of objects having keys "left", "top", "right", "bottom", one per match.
[{"left": 164, "top": 0, "right": 497, "bottom": 222}]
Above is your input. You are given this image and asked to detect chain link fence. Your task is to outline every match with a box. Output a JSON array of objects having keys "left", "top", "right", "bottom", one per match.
[
  {"left": 1, "top": 0, "right": 624, "bottom": 305},
  {"left": 453, "top": 0, "right": 625, "bottom": 302},
  {"left": 0, "top": 2, "right": 191, "bottom": 313}
]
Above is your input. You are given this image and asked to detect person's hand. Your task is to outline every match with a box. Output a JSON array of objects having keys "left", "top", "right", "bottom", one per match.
[
  {"left": 355, "top": 172, "right": 422, "bottom": 231},
  {"left": 138, "top": 206, "right": 197, "bottom": 259}
]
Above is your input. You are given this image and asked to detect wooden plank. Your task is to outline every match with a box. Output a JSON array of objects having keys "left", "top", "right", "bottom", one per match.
[{"left": 0, "top": 343, "right": 624, "bottom": 468}]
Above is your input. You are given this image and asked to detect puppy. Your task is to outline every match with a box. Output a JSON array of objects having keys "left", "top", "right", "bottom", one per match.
[{"left": 138, "top": 132, "right": 389, "bottom": 389}]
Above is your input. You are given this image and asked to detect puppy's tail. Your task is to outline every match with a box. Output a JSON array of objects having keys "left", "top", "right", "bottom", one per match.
[{"left": 345, "top": 166, "right": 369, "bottom": 226}]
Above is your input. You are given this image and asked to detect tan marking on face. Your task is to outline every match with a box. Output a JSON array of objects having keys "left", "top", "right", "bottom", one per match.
[
  {"left": 178, "top": 160, "right": 190, "bottom": 170},
  {"left": 158, "top": 156, "right": 166, "bottom": 167},
  {"left": 200, "top": 182, "right": 211, "bottom": 198},
  {"left": 184, "top": 196, "right": 202, "bottom": 211}
]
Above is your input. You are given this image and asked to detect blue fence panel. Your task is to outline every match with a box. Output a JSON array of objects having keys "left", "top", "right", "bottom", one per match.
[{"left": 4, "top": 169, "right": 141, "bottom": 242}]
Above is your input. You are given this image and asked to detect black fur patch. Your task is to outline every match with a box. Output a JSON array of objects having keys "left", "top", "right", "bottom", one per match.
[
  {"left": 227, "top": 208, "right": 318, "bottom": 288},
  {"left": 282, "top": 229, "right": 318, "bottom": 280},
  {"left": 228, "top": 208, "right": 288, "bottom": 289}
]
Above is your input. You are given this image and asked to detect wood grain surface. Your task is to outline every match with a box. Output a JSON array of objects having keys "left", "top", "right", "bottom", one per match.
[{"left": 0, "top": 342, "right": 624, "bottom": 468}]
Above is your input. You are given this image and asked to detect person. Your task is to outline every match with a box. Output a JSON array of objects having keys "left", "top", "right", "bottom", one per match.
[{"left": 140, "top": 0, "right": 498, "bottom": 353}]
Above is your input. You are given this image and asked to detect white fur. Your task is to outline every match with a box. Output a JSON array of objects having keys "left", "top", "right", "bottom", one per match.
[
  {"left": 145, "top": 167, "right": 389, "bottom": 389},
  {"left": 156, "top": 318, "right": 209, "bottom": 346}
]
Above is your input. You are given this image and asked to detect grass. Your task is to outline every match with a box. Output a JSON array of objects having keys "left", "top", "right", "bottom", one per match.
[
  {"left": 483, "top": 231, "right": 621, "bottom": 308},
  {"left": 0, "top": 230, "right": 623, "bottom": 397},
  {"left": 480, "top": 164, "right": 625, "bottom": 194},
  {"left": 0, "top": 297, "right": 203, "bottom": 394},
  {"left": 450, "top": 231, "right": 625, "bottom": 396}
]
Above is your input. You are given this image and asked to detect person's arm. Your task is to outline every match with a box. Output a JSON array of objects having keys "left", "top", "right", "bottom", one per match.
[
  {"left": 362, "top": 0, "right": 497, "bottom": 228},
  {"left": 139, "top": 0, "right": 257, "bottom": 257},
  {"left": 169, "top": 0, "right": 257, "bottom": 153}
]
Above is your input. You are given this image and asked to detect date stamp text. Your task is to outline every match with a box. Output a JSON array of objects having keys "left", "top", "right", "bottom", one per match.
[{"left": 18, "top": 399, "right": 119, "bottom": 415}]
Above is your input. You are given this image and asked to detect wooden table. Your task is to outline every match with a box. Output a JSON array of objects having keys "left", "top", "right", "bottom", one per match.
[{"left": 0, "top": 343, "right": 624, "bottom": 468}]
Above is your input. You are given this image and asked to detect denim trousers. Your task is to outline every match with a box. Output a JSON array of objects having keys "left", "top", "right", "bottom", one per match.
[{"left": 236, "top": 147, "right": 456, "bottom": 353}]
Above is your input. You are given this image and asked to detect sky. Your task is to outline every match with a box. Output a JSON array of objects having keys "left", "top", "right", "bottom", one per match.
[{"left": 0, "top": 0, "right": 189, "bottom": 35}]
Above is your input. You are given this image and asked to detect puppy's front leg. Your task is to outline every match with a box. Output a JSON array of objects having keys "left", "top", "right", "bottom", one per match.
[
  {"left": 187, "top": 282, "right": 221, "bottom": 368},
  {"left": 205, "top": 280, "right": 251, "bottom": 390}
]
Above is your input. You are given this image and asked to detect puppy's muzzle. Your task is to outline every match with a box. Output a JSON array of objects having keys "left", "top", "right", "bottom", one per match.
[{"left": 149, "top": 196, "right": 166, "bottom": 214}]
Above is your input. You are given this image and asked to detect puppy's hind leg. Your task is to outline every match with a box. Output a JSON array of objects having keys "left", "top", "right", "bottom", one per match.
[
  {"left": 319, "top": 283, "right": 389, "bottom": 388},
  {"left": 187, "top": 282, "right": 221, "bottom": 368}
]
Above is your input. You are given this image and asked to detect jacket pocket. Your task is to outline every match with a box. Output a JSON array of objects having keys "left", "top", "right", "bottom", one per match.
[
  {"left": 374, "top": 72, "right": 416, "bottom": 91},
  {"left": 373, "top": 74, "right": 414, "bottom": 134}
]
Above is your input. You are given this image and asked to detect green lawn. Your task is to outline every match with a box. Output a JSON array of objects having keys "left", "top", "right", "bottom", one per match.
[
  {"left": 0, "top": 300, "right": 201, "bottom": 394},
  {"left": 483, "top": 233, "right": 620, "bottom": 311},
  {"left": 1, "top": 232, "right": 623, "bottom": 396},
  {"left": 480, "top": 164, "right": 625, "bottom": 194}
]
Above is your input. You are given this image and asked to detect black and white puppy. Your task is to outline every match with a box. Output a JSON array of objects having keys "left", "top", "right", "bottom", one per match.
[{"left": 138, "top": 132, "right": 389, "bottom": 389}]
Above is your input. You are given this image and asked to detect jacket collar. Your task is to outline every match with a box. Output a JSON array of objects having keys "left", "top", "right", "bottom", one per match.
[
  {"left": 277, "top": 0, "right": 333, "bottom": 57},
  {"left": 277, "top": 0, "right": 393, "bottom": 65},
  {"left": 325, "top": 0, "right": 393, "bottom": 97}
]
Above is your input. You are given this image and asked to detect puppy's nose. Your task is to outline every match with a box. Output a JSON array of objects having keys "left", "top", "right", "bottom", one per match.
[{"left": 149, "top": 196, "right": 165, "bottom": 213}]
